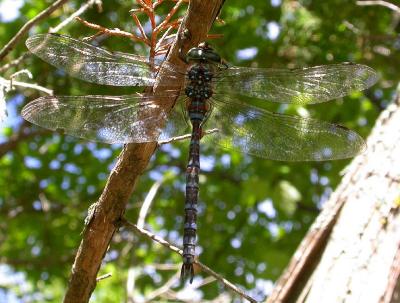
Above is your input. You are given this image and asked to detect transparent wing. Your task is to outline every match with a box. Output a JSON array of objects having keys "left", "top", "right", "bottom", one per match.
[
  {"left": 203, "top": 96, "right": 366, "bottom": 161},
  {"left": 26, "top": 34, "right": 185, "bottom": 87},
  {"left": 158, "top": 96, "right": 191, "bottom": 142},
  {"left": 213, "top": 63, "right": 378, "bottom": 105},
  {"left": 21, "top": 94, "right": 189, "bottom": 144}
]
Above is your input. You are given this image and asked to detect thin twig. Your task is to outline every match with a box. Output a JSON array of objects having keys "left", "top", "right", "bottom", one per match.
[
  {"left": 196, "top": 262, "right": 257, "bottom": 303},
  {"left": 154, "top": 0, "right": 185, "bottom": 34},
  {"left": 196, "top": 276, "right": 217, "bottom": 288},
  {"left": 130, "top": 13, "right": 148, "bottom": 41},
  {"left": 96, "top": 273, "right": 112, "bottom": 281},
  {"left": 137, "top": 179, "right": 163, "bottom": 228},
  {"left": 158, "top": 133, "right": 192, "bottom": 145},
  {"left": 122, "top": 218, "right": 182, "bottom": 254},
  {"left": 8, "top": 80, "right": 53, "bottom": 95},
  {"left": 155, "top": 26, "right": 174, "bottom": 53},
  {"left": 154, "top": 0, "right": 189, "bottom": 9},
  {"left": 137, "top": 0, "right": 153, "bottom": 12},
  {"left": 75, "top": 17, "right": 149, "bottom": 44},
  {"left": 10, "top": 69, "right": 32, "bottom": 80},
  {"left": 206, "top": 33, "right": 224, "bottom": 39},
  {"left": 152, "top": 263, "right": 181, "bottom": 271},
  {"left": 1, "top": 75, "right": 53, "bottom": 95},
  {"left": 0, "top": 128, "right": 50, "bottom": 158},
  {"left": 0, "top": 53, "right": 29, "bottom": 74},
  {"left": 127, "top": 176, "right": 169, "bottom": 302},
  {"left": 50, "top": 0, "right": 103, "bottom": 33},
  {"left": 120, "top": 219, "right": 257, "bottom": 303},
  {"left": 143, "top": 271, "right": 181, "bottom": 303},
  {"left": 158, "top": 128, "right": 220, "bottom": 145},
  {"left": 0, "top": 0, "right": 69, "bottom": 61},
  {"left": 342, "top": 21, "right": 362, "bottom": 35},
  {"left": 356, "top": 0, "right": 400, "bottom": 13}
]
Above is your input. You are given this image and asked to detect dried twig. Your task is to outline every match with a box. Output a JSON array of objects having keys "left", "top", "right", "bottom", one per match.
[
  {"left": 5, "top": 80, "right": 53, "bottom": 95},
  {"left": 1, "top": 69, "right": 53, "bottom": 95},
  {"left": 137, "top": 179, "right": 164, "bottom": 228},
  {"left": 126, "top": 177, "right": 167, "bottom": 301},
  {"left": 0, "top": 53, "right": 29, "bottom": 74},
  {"left": 75, "top": 17, "right": 149, "bottom": 45},
  {"left": 130, "top": 13, "right": 148, "bottom": 41},
  {"left": 143, "top": 271, "right": 181, "bottom": 303},
  {"left": 154, "top": 0, "right": 185, "bottom": 34},
  {"left": 121, "top": 219, "right": 257, "bottom": 303},
  {"left": 50, "top": 0, "right": 103, "bottom": 33},
  {"left": 155, "top": 26, "right": 176, "bottom": 53},
  {"left": 206, "top": 33, "right": 224, "bottom": 39},
  {"left": 0, "top": 0, "right": 69, "bottom": 61},
  {"left": 96, "top": 273, "right": 112, "bottom": 281},
  {"left": 0, "top": 0, "right": 100, "bottom": 87},
  {"left": 152, "top": 263, "right": 181, "bottom": 270},
  {"left": 0, "top": 126, "right": 50, "bottom": 158},
  {"left": 0, "top": 74, "right": 52, "bottom": 123},
  {"left": 356, "top": 0, "right": 400, "bottom": 13},
  {"left": 158, "top": 128, "right": 219, "bottom": 145}
]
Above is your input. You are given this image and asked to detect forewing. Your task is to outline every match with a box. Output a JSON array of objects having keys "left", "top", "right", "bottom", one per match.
[
  {"left": 203, "top": 96, "right": 366, "bottom": 161},
  {"left": 21, "top": 94, "right": 182, "bottom": 144},
  {"left": 213, "top": 63, "right": 378, "bottom": 105},
  {"left": 26, "top": 34, "right": 184, "bottom": 87}
]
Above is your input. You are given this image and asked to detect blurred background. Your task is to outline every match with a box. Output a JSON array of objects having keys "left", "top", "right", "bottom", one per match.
[{"left": 0, "top": 0, "right": 398, "bottom": 302}]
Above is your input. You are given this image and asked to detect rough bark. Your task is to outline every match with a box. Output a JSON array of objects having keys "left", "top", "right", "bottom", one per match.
[
  {"left": 267, "top": 89, "right": 400, "bottom": 303},
  {"left": 63, "top": 1, "right": 225, "bottom": 302}
]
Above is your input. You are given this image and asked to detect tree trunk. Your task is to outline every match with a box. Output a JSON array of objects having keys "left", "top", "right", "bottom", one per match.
[{"left": 267, "top": 87, "right": 400, "bottom": 303}]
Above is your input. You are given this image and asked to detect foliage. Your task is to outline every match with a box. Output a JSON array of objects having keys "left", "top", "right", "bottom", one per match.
[{"left": 0, "top": 0, "right": 397, "bottom": 302}]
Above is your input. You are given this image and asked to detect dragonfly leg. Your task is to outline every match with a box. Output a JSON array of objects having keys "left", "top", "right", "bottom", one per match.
[{"left": 178, "top": 29, "right": 192, "bottom": 63}]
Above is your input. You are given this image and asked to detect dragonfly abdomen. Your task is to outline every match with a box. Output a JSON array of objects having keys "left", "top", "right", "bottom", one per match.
[{"left": 181, "top": 63, "right": 214, "bottom": 282}]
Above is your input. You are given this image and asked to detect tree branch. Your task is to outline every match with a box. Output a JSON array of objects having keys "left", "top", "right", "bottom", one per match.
[
  {"left": 0, "top": 0, "right": 70, "bottom": 61},
  {"left": 121, "top": 219, "right": 257, "bottom": 303},
  {"left": 0, "top": 125, "right": 50, "bottom": 158},
  {"left": 75, "top": 17, "right": 148, "bottom": 45},
  {"left": 356, "top": 0, "right": 400, "bottom": 13},
  {"left": 50, "top": 0, "right": 103, "bottom": 33}
]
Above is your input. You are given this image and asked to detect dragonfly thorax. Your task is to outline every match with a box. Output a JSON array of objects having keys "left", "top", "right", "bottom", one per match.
[
  {"left": 185, "top": 65, "right": 213, "bottom": 100},
  {"left": 186, "top": 42, "right": 222, "bottom": 64}
]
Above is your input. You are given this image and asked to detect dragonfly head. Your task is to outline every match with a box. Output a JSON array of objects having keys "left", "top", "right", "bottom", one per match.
[{"left": 186, "top": 42, "right": 222, "bottom": 64}]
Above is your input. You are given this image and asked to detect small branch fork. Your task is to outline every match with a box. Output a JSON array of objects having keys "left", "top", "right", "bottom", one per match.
[
  {"left": 77, "top": 0, "right": 189, "bottom": 59},
  {"left": 50, "top": 0, "right": 103, "bottom": 33},
  {"left": 120, "top": 218, "right": 258, "bottom": 303},
  {"left": 78, "top": 0, "right": 222, "bottom": 60}
]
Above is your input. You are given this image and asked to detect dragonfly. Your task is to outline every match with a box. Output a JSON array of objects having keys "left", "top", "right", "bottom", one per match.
[{"left": 21, "top": 33, "right": 378, "bottom": 282}]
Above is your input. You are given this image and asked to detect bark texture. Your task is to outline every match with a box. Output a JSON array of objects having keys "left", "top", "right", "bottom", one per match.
[
  {"left": 267, "top": 90, "right": 400, "bottom": 303},
  {"left": 63, "top": 1, "right": 225, "bottom": 302}
]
